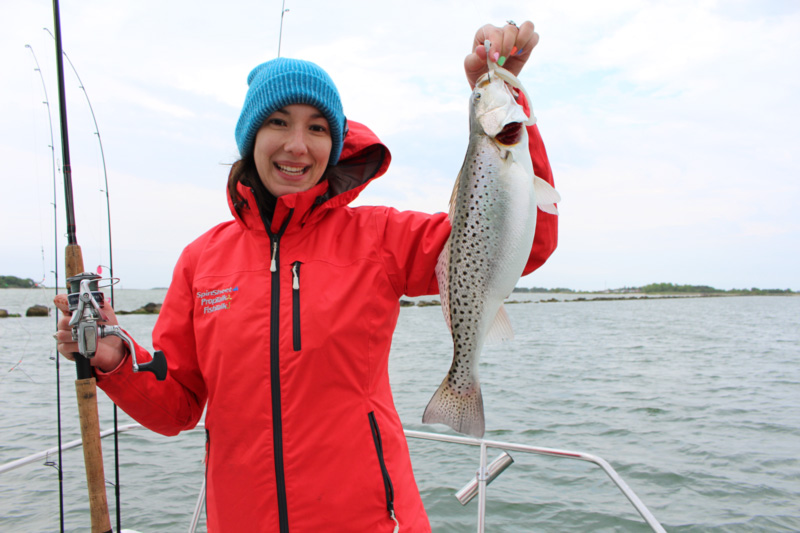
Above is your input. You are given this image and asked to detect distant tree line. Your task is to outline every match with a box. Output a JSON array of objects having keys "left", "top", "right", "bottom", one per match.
[
  {"left": 514, "top": 282, "right": 795, "bottom": 295},
  {"left": 0, "top": 275, "right": 37, "bottom": 288},
  {"left": 513, "top": 286, "right": 576, "bottom": 293},
  {"left": 639, "top": 283, "right": 723, "bottom": 293},
  {"left": 729, "top": 288, "right": 795, "bottom": 295},
  {"left": 639, "top": 283, "right": 794, "bottom": 295}
]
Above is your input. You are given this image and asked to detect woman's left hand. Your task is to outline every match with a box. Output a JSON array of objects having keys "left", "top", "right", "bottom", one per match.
[
  {"left": 53, "top": 293, "right": 126, "bottom": 373},
  {"left": 464, "top": 21, "right": 539, "bottom": 89}
]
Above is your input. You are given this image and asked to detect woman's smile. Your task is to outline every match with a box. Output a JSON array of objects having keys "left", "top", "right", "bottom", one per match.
[{"left": 274, "top": 162, "right": 310, "bottom": 177}]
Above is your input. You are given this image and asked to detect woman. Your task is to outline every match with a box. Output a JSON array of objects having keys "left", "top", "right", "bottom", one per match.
[{"left": 55, "top": 21, "right": 557, "bottom": 532}]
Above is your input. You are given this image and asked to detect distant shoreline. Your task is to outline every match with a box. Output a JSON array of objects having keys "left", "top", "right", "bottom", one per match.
[
  {"left": 405, "top": 291, "right": 797, "bottom": 310},
  {"left": 1, "top": 287, "right": 796, "bottom": 318},
  {"left": 1, "top": 275, "right": 796, "bottom": 296}
]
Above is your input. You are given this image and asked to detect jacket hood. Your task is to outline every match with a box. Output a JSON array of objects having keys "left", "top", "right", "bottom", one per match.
[{"left": 228, "top": 119, "right": 391, "bottom": 234}]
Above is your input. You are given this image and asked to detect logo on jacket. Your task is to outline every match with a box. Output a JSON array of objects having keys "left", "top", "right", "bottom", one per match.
[{"left": 196, "top": 286, "right": 238, "bottom": 315}]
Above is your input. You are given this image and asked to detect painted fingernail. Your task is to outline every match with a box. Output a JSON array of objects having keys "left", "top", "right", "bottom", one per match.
[
  {"left": 53, "top": 334, "right": 59, "bottom": 341},
  {"left": 498, "top": 56, "right": 507, "bottom": 67},
  {"left": 511, "top": 46, "right": 518, "bottom": 56},
  {"left": 516, "top": 48, "right": 524, "bottom": 56},
  {"left": 492, "top": 51, "right": 500, "bottom": 62}
]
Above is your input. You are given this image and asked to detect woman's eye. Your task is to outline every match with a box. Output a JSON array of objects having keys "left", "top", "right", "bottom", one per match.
[
  {"left": 310, "top": 124, "right": 328, "bottom": 133},
  {"left": 267, "top": 118, "right": 287, "bottom": 127}
]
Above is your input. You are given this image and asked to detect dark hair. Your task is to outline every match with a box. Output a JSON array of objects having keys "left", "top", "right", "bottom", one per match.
[
  {"left": 227, "top": 154, "right": 280, "bottom": 225},
  {"left": 227, "top": 154, "right": 257, "bottom": 219}
]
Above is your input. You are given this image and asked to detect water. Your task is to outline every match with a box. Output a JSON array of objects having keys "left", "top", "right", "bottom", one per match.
[{"left": 1, "top": 288, "right": 798, "bottom": 532}]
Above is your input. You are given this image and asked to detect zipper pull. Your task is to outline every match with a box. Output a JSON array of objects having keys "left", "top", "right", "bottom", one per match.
[
  {"left": 270, "top": 240, "right": 278, "bottom": 272},
  {"left": 390, "top": 510, "right": 399, "bottom": 533},
  {"left": 292, "top": 263, "right": 300, "bottom": 290}
]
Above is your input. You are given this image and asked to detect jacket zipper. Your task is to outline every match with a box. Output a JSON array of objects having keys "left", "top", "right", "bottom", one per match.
[
  {"left": 291, "top": 262, "right": 302, "bottom": 351},
  {"left": 204, "top": 428, "right": 211, "bottom": 526},
  {"left": 368, "top": 411, "right": 399, "bottom": 530},
  {"left": 204, "top": 427, "right": 210, "bottom": 479},
  {"left": 266, "top": 210, "right": 293, "bottom": 533}
]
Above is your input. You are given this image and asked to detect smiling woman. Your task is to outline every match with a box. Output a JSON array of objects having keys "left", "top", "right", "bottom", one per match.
[{"left": 52, "top": 22, "right": 559, "bottom": 532}]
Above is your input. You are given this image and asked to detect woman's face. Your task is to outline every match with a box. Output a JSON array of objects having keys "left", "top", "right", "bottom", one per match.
[{"left": 253, "top": 104, "right": 332, "bottom": 197}]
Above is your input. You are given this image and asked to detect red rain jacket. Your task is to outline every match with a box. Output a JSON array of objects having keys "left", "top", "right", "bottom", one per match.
[{"left": 97, "top": 114, "right": 557, "bottom": 532}]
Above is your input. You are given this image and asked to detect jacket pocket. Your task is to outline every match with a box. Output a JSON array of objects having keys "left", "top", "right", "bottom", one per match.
[
  {"left": 292, "top": 261, "right": 302, "bottom": 351},
  {"left": 368, "top": 411, "right": 396, "bottom": 523}
]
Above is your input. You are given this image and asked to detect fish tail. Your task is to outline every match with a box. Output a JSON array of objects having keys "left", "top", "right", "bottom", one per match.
[{"left": 422, "top": 377, "right": 485, "bottom": 438}]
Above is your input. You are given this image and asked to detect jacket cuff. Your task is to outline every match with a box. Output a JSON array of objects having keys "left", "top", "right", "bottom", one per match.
[
  {"left": 94, "top": 328, "right": 139, "bottom": 381},
  {"left": 94, "top": 350, "right": 130, "bottom": 379}
]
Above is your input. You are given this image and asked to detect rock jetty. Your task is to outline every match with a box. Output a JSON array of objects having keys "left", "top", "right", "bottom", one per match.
[
  {"left": 117, "top": 302, "right": 162, "bottom": 315},
  {"left": 25, "top": 305, "right": 50, "bottom": 317}
]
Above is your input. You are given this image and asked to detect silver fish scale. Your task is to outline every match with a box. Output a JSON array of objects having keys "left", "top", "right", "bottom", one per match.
[
  {"left": 424, "top": 114, "right": 536, "bottom": 437},
  {"left": 447, "top": 139, "right": 514, "bottom": 393}
]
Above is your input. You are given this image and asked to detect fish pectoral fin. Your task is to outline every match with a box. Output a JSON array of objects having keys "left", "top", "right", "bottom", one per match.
[
  {"left": 534, "top": 175, "right": 561, "bottom": 215},
  {"left": 485, "top": 305, "right": 514, "bottom": 344},
  {"left": 537, "top": 203, "right": 559, "bottom": 215}
]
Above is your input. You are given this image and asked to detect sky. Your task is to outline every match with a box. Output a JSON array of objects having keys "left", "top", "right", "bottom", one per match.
[{"left": 2, "top": 0, "right": 798, "bottom": 291}]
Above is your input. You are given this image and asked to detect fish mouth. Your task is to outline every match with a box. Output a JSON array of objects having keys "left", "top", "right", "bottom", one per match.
[{"left": 495, "top": 122, "right": 523, "bottom": 146}]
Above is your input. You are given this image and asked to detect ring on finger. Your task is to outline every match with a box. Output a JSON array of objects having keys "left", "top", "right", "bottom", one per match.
[{"left": 506, "top": 20, "right": 517, "bottom": 28}]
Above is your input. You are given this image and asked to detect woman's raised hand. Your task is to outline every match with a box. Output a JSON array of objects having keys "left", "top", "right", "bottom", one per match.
[{"left": 464, "top": 21, "right": 539, "bottom": 89}]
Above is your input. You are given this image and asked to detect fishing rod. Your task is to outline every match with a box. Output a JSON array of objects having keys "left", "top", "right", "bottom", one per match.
[
  {"left": 43, "top": 27, "right": 114, "bottom": 303},
  {"left": 43, "top": 26, "right": 122, "bottom": 531},
  {"left": 25, "top": 42, "right": 65, "bottom": 533},
  {"left": 50, "top": 1, "right": 111, "bottom": 529},
  {"left": 277, "top": 0, "right": 290, "bottom": 57},
  {"left": 50, "top": 1, "right": 166, "bottom": 530}
]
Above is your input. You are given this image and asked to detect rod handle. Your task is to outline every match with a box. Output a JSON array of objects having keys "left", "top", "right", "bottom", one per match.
[{"left": 75, "top": 377, "right": 112, "bottom": 533}]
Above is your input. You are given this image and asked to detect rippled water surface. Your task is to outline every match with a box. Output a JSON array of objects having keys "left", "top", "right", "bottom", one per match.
[{"left": 1, "top": 289, "right": 798, "bottom": 531}]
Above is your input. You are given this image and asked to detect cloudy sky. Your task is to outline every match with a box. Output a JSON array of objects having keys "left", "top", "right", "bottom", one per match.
[{"left": 2, "top": 0, "right": 798, "bottom": 291}]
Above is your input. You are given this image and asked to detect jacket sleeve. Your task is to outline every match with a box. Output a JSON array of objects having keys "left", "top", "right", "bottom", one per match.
[
  {"left": 96, "top": 247, "right": 207, "bottom": 436},
  {"left": 522, "top": 121, "right": 559, "bottom": 276},
  {"left": 378, "top": 208, "right": 451, "bottom": 298}
]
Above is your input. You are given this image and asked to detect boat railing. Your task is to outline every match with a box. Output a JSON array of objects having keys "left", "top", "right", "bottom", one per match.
[
  {"left": 1, "top": 424, "right": 666, "bottom": 533},
  {"left": 403, "top": 429, "right": 666, "bottom": 533}
]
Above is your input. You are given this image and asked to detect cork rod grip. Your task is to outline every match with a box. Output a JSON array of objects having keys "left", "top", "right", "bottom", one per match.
[{"left": 76, "top": 378, "right": 112, "bottom": 533}]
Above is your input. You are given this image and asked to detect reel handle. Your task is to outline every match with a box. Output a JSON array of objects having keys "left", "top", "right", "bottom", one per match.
[
  {"left": 100, "top": 327, "right": 168, "bottom": 381},
  {"left": 137, "top": 351, "right": 168, "bottom": 381}
]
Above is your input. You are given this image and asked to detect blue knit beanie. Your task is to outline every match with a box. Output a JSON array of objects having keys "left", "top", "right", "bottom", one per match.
[{"left": 235, "top": 58, "right": 346, "bottom": 166}]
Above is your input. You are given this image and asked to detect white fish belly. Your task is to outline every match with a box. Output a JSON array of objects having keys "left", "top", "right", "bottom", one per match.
[{"left": 446, "top": 134, "right": 536, "bottom": 366}]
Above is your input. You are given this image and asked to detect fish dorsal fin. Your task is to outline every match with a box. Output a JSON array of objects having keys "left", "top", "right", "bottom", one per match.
[
  {"left": 447, "top": 165, "right": 465, "bottom": 221},
  {"left": 534, "top": 175, "right": 561, "bottom": 215},
  {"left": 435, "top": 246, "right": 452, "bottom": 333},
  {"left": 485, "top": 304, "right": 514, "bottom": 343}
]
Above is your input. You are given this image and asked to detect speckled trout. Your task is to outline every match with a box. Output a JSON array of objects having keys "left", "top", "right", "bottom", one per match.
[{"left": 422, "top": 49, "right": 560, "bottom": 437}]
